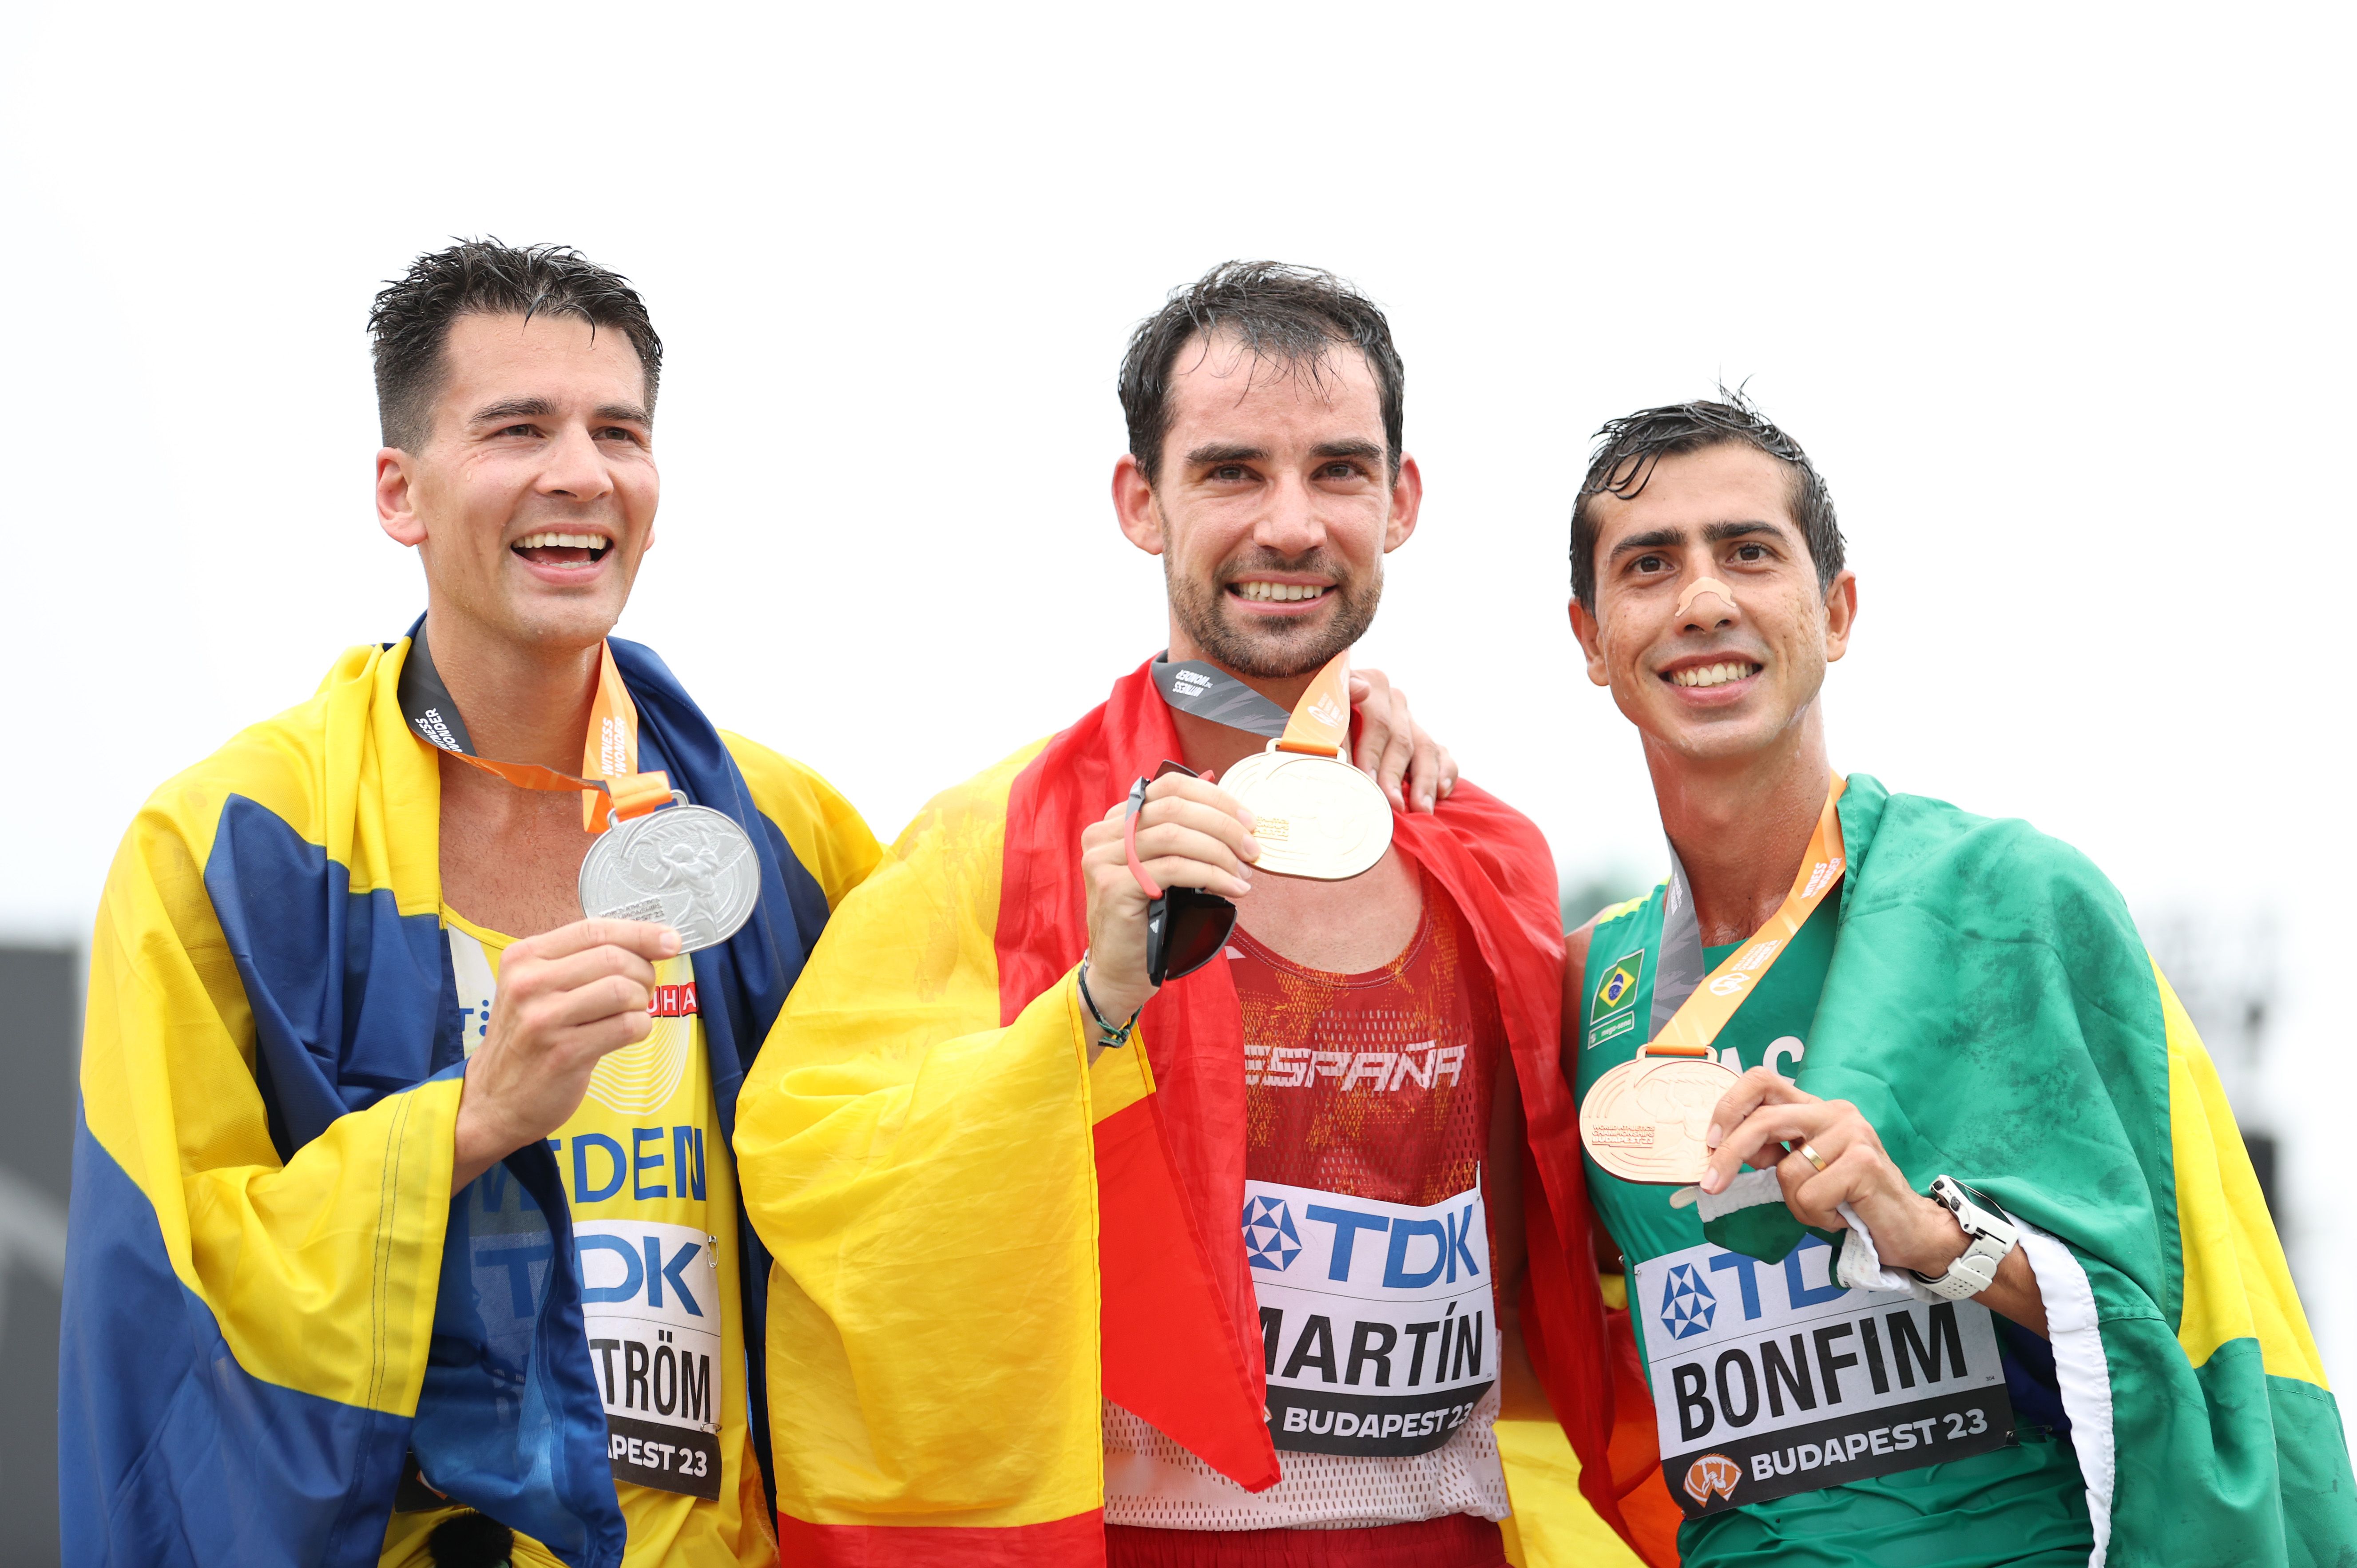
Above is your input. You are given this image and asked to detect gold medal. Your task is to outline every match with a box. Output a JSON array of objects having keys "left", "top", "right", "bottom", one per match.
[
  {"left": 1218, "top": 744, "right": 1393, "bottom": 881},
  {"left": 1578, "top": 1053, "right": 1741, "bottom": 1183}
]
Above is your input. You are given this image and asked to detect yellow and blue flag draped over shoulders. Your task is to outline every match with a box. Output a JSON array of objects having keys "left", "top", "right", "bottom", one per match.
[
  {"left": 60, "top": 624, "right": 878, "bottom": 1568},
  {"left": 1617, "top": 774, "right": 2357, "bottom": 1565}
]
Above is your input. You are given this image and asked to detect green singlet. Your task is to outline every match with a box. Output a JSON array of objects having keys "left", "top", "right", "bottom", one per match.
[{"left": 1575, "top": 883, "right": 2095, "bottom": 1567}]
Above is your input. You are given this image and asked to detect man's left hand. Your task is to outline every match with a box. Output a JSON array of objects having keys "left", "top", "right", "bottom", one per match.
[
  {"left": 1349, "top": 667, "right": 1457, "bottom": 813},
  {"left": 1698, "top": 1066, "right": 1968, "bottom": 1277}
]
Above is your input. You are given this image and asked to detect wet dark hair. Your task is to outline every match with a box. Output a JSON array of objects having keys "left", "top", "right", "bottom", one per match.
[
  {"left": 367, "top": 239, "right": 663, "bottom": 450},
  {"left": 1118, "top": 260, "right": 1405, "bottom": 484},
  {"left": 1569, "top": 389, "right": 1844, "bottom": 609}
]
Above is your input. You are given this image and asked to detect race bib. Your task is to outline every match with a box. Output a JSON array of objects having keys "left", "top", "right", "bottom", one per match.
[
  {"left": 575, "top": 1219, "right": 724, "bottom": 1499},
  {"left": 1633, "top": 1235, "right": 2015, "bottom": 1519},
  {"left": 1243, "top": 1178, "right": 1494, "bottom": 1457}
]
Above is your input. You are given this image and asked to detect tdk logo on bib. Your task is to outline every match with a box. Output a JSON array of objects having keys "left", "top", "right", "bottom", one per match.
[
  {"left": 1242, "top": 1195, "right": 1302, "bottom": 1271},
  {"left": 1246, "top": 1178, "right": 1496, "bottom": 1461},
  {"left": 1633, "top": 1236, "right": 2014, "bottom": 1522},
  {"left": 575, "top": 1220, "right": 724, "bottom": 1501},
  {"left": 1659, "top": 1262, "right": 1718, "bottom": 1339}
]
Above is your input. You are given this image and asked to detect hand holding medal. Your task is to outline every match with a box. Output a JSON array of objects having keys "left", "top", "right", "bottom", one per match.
[
  {"left": 1579, "top": 779, "right": 1848, "bottom": 1184},
  {"left": 1214, "top": 652, "right": 1395, "bottom": 881}
]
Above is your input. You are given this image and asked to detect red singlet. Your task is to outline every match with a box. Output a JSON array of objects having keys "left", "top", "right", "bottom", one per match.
[{"left": 1105, "top": 871, "right": 1511, "bottom": 1568}]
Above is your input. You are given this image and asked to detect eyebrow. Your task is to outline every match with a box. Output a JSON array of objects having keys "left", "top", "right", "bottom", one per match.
[
  {"left": 1608, "top": 519, "right": 1787, "bottom": 558},
  {"left": 1182, "top": 437, "right": 1385, "bottom": 467},
  {"left": 468, "top": 397, "right": 652, "bottom": 426}
]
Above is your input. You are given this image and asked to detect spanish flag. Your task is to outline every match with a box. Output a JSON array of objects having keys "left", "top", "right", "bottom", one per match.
[
  {"left": 59, "top": 627, "right": 879, "bottom": 1567},
  {"left": 736, "top": 659, "right": 1678, "bottom": 1564}
]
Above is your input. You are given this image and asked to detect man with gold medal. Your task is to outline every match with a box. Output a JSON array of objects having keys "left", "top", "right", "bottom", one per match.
[
  {"left": 60, "top": 241, "right": 888, "bottom": 1568},
  {"left": 1563, "top": 395, "right": 2354, "bottom": 1564},
  {"left": 733, "top": 263, "right": 1651, "bottom": 1566}
]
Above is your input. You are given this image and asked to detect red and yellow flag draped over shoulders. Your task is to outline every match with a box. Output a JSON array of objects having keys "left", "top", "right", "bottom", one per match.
[{"left": 734, "top": 660, "right": 1678, "bottom": 1566}]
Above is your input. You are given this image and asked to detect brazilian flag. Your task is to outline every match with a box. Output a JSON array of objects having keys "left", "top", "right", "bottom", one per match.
[{"left": 1705, "top": 775, "right": 2354, "bottom": 1565}]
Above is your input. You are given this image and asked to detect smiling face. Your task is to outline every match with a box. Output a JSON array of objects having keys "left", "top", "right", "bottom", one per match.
[
  {"left": 1569, "top": 442, "right": 1856, "bottom": 766},
  {"left": 1113, "top": 332, "right": 1421, "bottom": 681},
  {"left": 375, "top": 311, "right": 658, "bottom": 653}
]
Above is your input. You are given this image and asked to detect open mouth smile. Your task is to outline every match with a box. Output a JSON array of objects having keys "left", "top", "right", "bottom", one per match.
[
  {"left": 1227, "top": 579, "right": 1333, "bottom": 609},
  {"left": 512, "top": 530, "right": 613, "bottom": 569},
  {"left": 1666, "top": 660, "right": 1761, "bottom": 689}
]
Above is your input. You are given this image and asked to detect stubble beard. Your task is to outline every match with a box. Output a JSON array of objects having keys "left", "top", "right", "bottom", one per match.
[{"left": 1166, "top": 549, "right": 1382, "bottom": 680}]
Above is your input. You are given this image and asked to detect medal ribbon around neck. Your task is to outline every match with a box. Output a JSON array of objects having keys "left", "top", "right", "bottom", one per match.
[
  {"left": 1149, "top": 651, "right": 1391, "bottom": 881},
  {"left": 1642, "top": 774, "right": 1848, "bottom": 1060},
  {"left": 397, "top": 621, "right": 673, "bottom": 833},
  {"left": 1149, "top": 650, "right": 1352, "bottom": 755},
  {"left": 1577, "top": 775, "right": 1846, "bottom": 1183}
]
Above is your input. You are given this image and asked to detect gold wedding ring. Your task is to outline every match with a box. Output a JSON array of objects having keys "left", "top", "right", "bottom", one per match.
[{"left": 1797, "top": 1141, "right": 1828, "bottom": 1172}]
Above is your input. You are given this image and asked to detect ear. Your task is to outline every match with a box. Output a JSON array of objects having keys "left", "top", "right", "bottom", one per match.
[
  {"left": 1821, "top": 570, "right": 1859, "bottom": 663},
  {"left": 1568, "top": 596, "right": 1611, "bottom": 687},
  {"left": 377, "top": 449, "right": 425, "bottom": 547},
  {"left": 1382, "top": 453, "right": 1424, "bottom": 552},
  {"left": 1113, "top": 453, "right": 1164, "bottom": 555}
]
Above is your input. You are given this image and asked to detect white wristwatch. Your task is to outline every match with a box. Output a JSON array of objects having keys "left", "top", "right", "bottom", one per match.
[{"left": 1909, "top": 1175, "right": 2019, "bottom": 1302}]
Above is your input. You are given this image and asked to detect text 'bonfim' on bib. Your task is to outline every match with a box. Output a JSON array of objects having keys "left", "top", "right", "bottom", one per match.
[
  {"left": 1632, "top": 1235, "right": 2015, "bottom": 1519},
  {"left": 575, "top": 1219, "right": 725, "bottom": 1500},
  {"left": 1243, "top": 1178, "right": 1494, "bottom": 1457}
]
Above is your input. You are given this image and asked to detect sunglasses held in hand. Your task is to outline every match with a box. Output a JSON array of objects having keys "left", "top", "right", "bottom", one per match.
[{"left": 1123, "top": 761, "right": 1240, "bottom": 984}]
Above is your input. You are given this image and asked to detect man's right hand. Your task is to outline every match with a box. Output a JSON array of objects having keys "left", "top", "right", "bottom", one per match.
[
  {"left": 451, "top": 919, "right": 680, "bottom": 1188},
  {"left": 1077, "top": 774, "right": 1259, "bottom": 1028}
]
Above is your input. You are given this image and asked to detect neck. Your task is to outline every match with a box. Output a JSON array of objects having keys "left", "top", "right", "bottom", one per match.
[
  {"left": 1163, "top": 627, "right": 1325, "bottom": 784},
  {"left": 422, "top": 602, "right": 603, "bottom": 771},
  {"left": 1645, "top": 708, "right": 1833, "bottom": 947}
]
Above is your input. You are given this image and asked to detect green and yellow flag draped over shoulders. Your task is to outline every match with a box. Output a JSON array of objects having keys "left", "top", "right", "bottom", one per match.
[
  {"left": 736, "top": 659, "right": 1662, "bottom": 1566},
  {"left": 61, "top": 631, "right": 878, "bottom": 1568},
  {"left": 1595, "top": 773, "right": 2354, "bottom": 1567}
]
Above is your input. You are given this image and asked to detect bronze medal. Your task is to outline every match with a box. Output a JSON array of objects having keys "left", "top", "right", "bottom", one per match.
[{"left": 1579, "top": 1053, "right": 1742, "bottom": 1184}]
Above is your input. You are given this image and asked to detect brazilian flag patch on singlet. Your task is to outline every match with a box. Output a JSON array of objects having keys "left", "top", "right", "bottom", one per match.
[{"left": 1590, "top": 949, "right": 1645, "bottom": 1048}]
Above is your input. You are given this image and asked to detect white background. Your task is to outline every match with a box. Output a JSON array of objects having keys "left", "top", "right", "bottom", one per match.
[{"left": 5, "top": 4, "right": 2351, "bottom": 1406}]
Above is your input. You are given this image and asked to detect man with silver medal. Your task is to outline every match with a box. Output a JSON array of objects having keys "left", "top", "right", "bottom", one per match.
[{"left": 59, "top": 241, "right": 885, "bottom": 1568}]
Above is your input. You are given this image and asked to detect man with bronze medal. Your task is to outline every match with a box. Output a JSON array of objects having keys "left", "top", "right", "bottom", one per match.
[
  {"left": 733, "top": 264, "right": 1644, "bottom": 1565},
  {"left": 60, "top": 242, "right": 888, "bottom": 1568},
  {"left": 1563, "top": 395, "right": 2354, "bottom": 1565}
]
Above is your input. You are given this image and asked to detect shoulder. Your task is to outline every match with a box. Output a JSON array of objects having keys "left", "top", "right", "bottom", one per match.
[
  {"left": 1862, "top": 785, "right": 2123, "bottom": 903},
  {"left": 135, "top": 682, "right": 349, "bottom": 865},
  {"left": 1421, "top": 775, "right": 1555, "bottom": 896},
  {"left": 718, "top": 733, "right": 883, "bottom": 911},
  {"left": 893, "top": 736, "right": 1055, "bottom": 861},
  {"left": 1849, "top": 778, "right": 2138, "bottom": 955}
]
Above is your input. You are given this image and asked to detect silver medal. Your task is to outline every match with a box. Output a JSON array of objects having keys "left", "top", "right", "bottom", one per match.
[
  {"left": 578, "top": 798, "right": 761, "bottom": 953},
  {"left": 1218, "top": 744, "right": 1393, "bottom": 881}
]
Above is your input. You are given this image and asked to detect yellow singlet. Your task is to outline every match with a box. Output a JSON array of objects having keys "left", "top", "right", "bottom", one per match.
[{"left": 379, "top": 909, "right": 774, "bottom": 1568}]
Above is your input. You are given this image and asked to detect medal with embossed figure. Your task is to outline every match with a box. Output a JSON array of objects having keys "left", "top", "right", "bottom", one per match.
[
  {"left": 1579, "top": 1047, "right": 1741, "bottom": 1183},
  {"left": 579, "top": 795, "right": 760, "bottom": 952},
  {"left": 1214, "top": 651, "right": 1393, "bottom": 881}
]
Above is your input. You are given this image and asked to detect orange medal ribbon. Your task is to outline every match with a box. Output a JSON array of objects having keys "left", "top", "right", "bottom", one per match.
[
  {"left": 398, "top": 627, "right": 671, "bottom": 834},
  {"left": 1638, "top": 774, "right": 1847, "bottom": 1060},
  {"left": 1274, "top": 651, "right": 1353, "bottom": 756}
]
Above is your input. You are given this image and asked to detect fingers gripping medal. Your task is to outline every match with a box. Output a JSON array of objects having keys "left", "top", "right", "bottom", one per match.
[
  {"left": 1579, "top": 777, "right": 1849, "bottom": 1183},
  {"left": 398, "top": 623, "right": 759, "bottom": 952},
  {"left": 1214, "top": 652, "right": 1393, "bottom": 880}
]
